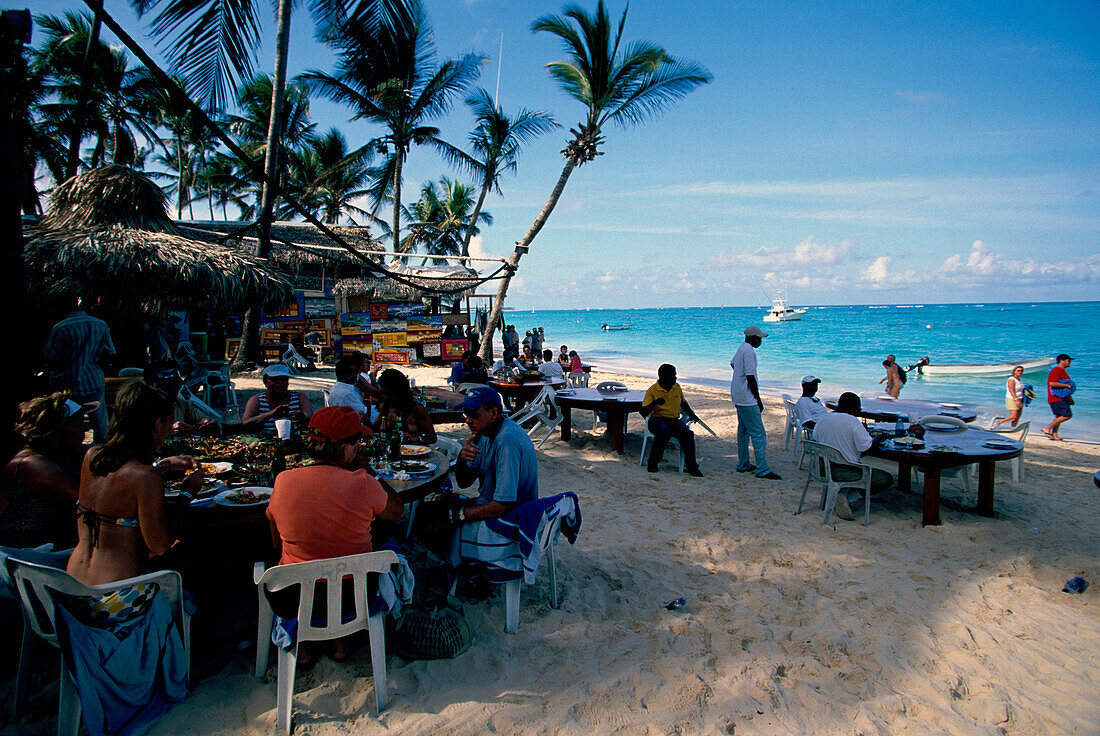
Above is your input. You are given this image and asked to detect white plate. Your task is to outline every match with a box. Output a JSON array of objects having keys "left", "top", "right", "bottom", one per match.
[
  {"left": 876, "top": 395, "right": 897, "bottom": 401},
  {"left": 938, "top": 402, "right": 963, "bottom": 409},
  {"left": 924, "top": 422, "right": 962, "bottom": 432},
  {"left": 192, "top": 461, "right": 233, "bottom": 475},
  {"left": 400, "top": 445, "right": 431, "bottom": 457},
  {"left": 387, "top": 460, "right": 437, "bottom": 475},
  {"left": 982, "top": 439, "right": 1020, "bottom": 450},
  {"left": 214, "top": 487, "right": 272, "bottom": 507}
]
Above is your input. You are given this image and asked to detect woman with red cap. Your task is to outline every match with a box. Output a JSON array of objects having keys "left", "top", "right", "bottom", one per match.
[{"left": 266, "top": 406, "right": 403, "bottom": 662}]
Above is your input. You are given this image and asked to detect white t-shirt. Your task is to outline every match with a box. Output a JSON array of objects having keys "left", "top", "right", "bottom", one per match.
[
  {"left": 538, "top": 361, "right": 565, "bottom": 380},
  {"left": 729, "top": 342, "right": 758, "bottom": 406},
  {"left": 810, "top": 411, "right": 872, "bottom": 465},
  {"left": 328, "top": 380, "right": 378, "bottom": 423},
  {"left": 794, "top": 395, "right": 828, "bottom": 425}
]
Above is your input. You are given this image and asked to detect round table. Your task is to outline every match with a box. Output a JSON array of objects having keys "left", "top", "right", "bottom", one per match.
[
  {"left": 867, "top": 424, "right": 1022, "bottom": 526},
  {"left": 554, "top": 388, "right": 646, "bottom": 455},
  {"left": 423, "top": 387, "right": 466, "bottom": 425},
  {"left": 825, "top": 397, "right": 978, "bottom": 424},
  {"left": 373, "top": 449, "right": 451, "bottom": 503}
]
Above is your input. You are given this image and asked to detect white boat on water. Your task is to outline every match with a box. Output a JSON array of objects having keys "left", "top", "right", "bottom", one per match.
[
  {"left": 601, "top": 322, "right": 632, "bottom": 331},
  {"left": 909, "top": 356, "right": 1052, "bottom": 377},
  {"left": 762, "top": 292, "right": 807, "bottom": 322}
]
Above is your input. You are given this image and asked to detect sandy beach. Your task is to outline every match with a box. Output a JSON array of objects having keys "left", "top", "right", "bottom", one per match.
[{"left": 118, "top": 363, "right": 1095, "bottom": 736}]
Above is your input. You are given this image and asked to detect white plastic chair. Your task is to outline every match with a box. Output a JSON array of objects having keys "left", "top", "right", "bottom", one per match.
[
  {"left": 322, "top": 388, "right": 331, "bottom": 407},
  {"left": 504, "top": 515, "right": 562, "bottom": 633},
  {"left": 981, "top": 420, "right": 1029, "bottom": 482},
  {"left": 282, "top": 346, "right": 311, "bottom": 374},
  {"left": 639, "top": 413, "right": 696, "bottom": 473},
  {"left": 917, "top": 414, "right": 969, "bottom": 431},
  {"left": 254, "top": 551, "right": 399, "bottom": 733},
  {"left": 567, "top": 371, "right": 588, "bottom": 388},
  {"left": 5, "top": 560, "right": 191, "bottom": 732},
  {"left": 798, "top": 440, "right": 873, "bottom": 525},
  {"left": 456, "top": 382, "right": 484, "bottom": 394},
  {"left": 508, "top": 386, "right": 562, "bottom": 449}
]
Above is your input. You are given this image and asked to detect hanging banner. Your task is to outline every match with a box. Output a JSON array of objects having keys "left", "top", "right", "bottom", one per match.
[
  {"left": 441, "top": 339, "right": 468, "bottom": 361},
  {"left": 372, "top": 318, "right": 406, "bottom": 333},
  {"left": 406, "top": 329, "right": 443, "bottom": 345},
  {"left": 387, "top": 302, "right": 426, "bottom": 319},
  {"left": 406, "top": 314, "right": 443, "bottom": 329},
  {"left": 340, "top": 313, "right": 371, "bottom": 336},
  {"left": 372, "top": 349, "right": 410, "bottom": 365},
  {"left": 373, "top": 332, "right": 407, "bottom": 348},
  {"left": 368, "top": 303, "right": 388, "bottom": 319}
]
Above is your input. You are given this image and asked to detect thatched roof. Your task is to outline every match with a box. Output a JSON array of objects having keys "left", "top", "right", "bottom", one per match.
[
  {"left": 335, "top": 263, "right": 482, "bottom": 300},
  {"left": 181, "top": 221, "right": 385, "bottom": 270},
  {"left": 24, "top": 166, "right": 294, "bottom": 315}
]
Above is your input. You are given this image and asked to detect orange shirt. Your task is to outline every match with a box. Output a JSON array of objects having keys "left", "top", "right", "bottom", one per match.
[{"left": 267, "top": 465, "right": 389, "bottom": 565}]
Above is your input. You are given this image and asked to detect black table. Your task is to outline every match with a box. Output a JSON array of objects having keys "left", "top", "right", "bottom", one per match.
[
  {"left": 867, "top": 424, "right": 1023, "bottom": 526},
  {"left": 555, "top": 388, "right": 646, "bottom": 454},
  {"left": 825, "top": 397, "right": 978, "bottom": 424}
]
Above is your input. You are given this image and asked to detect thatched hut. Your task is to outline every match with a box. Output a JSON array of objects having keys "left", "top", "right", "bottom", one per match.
[
  {"left": 24, "top": 166, "right": 294, "bottom": 315},
  {"left": 334, "top": 263, "right": 482, "bottom": 312}
]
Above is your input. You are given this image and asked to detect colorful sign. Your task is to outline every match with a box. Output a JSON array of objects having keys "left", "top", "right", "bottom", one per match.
[
  {"left": 372, "top": 349, "right": 411, "bottom": 365},
  {"left": 340, "top": 313, "right": 371, "bottom": 336},
  {"left": 422, "top": 342, "right": 442, "bottom": 359},
  {"left": 341, "top": 338, "right": 373, "bottom": 353},
  {"left": 372, "top": 318, "right": 406, "bottom": 333},
  {"left": 441, "top": 339, "right": 468, "bottom": 361},
  {"left": 368, "top": 303, "right": 388, "bottom": 319},
  {"left": 406, "top": 314, "right": 442, "bottom": 328},
  {"left": 387, "top": 302, "right": 426, "bottom": 319},
  {"left": 373, "top": 332, "right": 407, "bottom": 348},
  {"left": 405, "top": 329, "right": 443, "bottom": 345}
]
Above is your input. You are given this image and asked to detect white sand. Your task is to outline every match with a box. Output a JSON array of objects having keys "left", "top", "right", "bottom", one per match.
[{"left": 145, "top": 364, "right": 1100, "bottom": 735}]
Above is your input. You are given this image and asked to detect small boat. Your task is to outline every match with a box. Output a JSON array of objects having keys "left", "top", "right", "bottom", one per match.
[
  {"left": 601, "top": 322, "right": 632, "bottom": 331},
  {"left": 762, "top": 291, "right": 807, "bottom": 322},
  {"left": 907, "top": 356, "right": 1052, "bottom": 377}
]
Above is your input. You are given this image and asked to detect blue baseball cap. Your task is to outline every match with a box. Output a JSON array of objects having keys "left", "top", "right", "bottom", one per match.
[{"left": 458, "top": 386, "right": 504, "bottom": 413}]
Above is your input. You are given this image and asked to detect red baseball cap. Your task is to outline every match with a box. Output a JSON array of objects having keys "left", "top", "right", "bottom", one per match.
[{"left": 307, "top": 406, "right": 372, "bottom": 443}]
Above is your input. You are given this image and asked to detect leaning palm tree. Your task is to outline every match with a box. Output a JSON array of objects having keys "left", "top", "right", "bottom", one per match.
[
  {"left": 477, "top": 1, "right": 711, "bottom": 360},
  {"left": 304, "top": 0, "right": 482, "bottom": 252},
  {"left": 448, "top": 88, "right": 557, "bottom": 257},
  {"left": 400, "top": 176, "right": 491, "bottom": 263}
]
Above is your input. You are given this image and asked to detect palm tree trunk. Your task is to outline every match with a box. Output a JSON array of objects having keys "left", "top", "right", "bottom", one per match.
[
  {"left": 391, "top": 151, "right": 403, "bottom": 255},
  {"left": 232, "top": 0, "right": 293, "bottom": 372},
  {"left": 176, "top": 142, "right": 185, "bottom": 220},
  {"left": 478, "top": 158, "right": 576, "bottom": 362},
  {"left": 461, "top": 168, "right": 492, "bottom": 258}
]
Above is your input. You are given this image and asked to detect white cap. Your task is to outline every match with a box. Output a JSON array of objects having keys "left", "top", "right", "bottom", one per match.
[
  {"left": 801, "top": 375, "right": 821, "bottom": 384},
  {"left": 262, "top": 364, "right": 293, "bottom": 378}
]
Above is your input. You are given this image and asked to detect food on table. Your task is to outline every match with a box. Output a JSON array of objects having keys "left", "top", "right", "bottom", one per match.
[
  {"left": 400, "top": 445, "right": 430, "bottom": 457},
  {"left": 390, "top": 460, "right": 434, "bottom": 474},
  {"left": 225, "top": 488, "right": 270, "bottom": 504}
]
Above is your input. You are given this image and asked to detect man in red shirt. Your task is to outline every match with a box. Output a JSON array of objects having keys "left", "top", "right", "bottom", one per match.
[{"left": 1043, "top": 354, "right": 1074, "bottom": 441}]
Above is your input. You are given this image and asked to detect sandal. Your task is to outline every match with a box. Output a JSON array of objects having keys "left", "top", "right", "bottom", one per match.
[{"left": 1042, "top": 429, "right": 1055, "bottom": 440}]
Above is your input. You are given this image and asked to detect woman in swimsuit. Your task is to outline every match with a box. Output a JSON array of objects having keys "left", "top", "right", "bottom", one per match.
[
  {"left": 996, "top": 366, "right": 1026, "bottom": 428},
  {"left": 0, "top": 393, "right": 92, "bottom": 550},
  {"left": 66, "top": 381, "right": 200, "bottom": 587},
  {"left": 373, "top": 369, "right": 437, "bottom": 445}
]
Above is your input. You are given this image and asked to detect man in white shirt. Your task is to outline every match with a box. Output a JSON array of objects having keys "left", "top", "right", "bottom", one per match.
[
  {"left": 794, "top": 375, "right": 828, "bottom": 429},
  {"left": 811, "top": 392, "right": 894, "bottom": 520},
  {"left": 730, "top": 326, "right": 779, "bottom": 479},
  {"left": 537, "top": 350, "right": 565, "bottom": 380},
  {"left": 328, "top": 356, "right": 378, "bottom": 423}
]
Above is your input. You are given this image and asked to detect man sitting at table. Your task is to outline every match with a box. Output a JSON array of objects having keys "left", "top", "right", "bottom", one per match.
[
  {"left": 329, "top": 356, "right": 378, "bottom": 423},
  {"left": 811, "top": 392, "right": 894, "bottom": 520},
  {"left": 448, "top": 351, "right": 472, "bottom": 388},
  {"left": 640, "top": 364, "right": 703, "bottom": 477},
  {"left": 794, "top": 375, "right": 828, "bottom": 429},
  {"left": 439, "top": 387, "right": 538, "bottom": 560},
  {"left": 491, "top": 350, "right": 520, "bottom": 378},
  {"left": 242, "top": 364, "right": 314, "bottom": 437},
  {"left": 538, "top": 350, "right": 565, "bottom": 380}
]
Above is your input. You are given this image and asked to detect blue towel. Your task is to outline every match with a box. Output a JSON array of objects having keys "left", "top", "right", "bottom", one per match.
[
  {"left": 1050, "top": 378, "right": 1076, "bottom": 399},
  {"left": 450, "top": 492, "right": 581, "bottom": 584},
  {"left": 54, "top": 592, "right": 188, "bottom": 736}
]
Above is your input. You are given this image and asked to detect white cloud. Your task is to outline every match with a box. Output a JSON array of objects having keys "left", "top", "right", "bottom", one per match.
[
  {"left": 707, "top": 236, "right": 855, "bottom": 269},
  {"left": 938, "top": 240, "right": 1100, "bottom": 287}
]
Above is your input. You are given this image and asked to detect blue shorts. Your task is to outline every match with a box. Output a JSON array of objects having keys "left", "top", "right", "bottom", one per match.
[{"left": 1050, "top": 400, "right": 1072, "bottom": 418}]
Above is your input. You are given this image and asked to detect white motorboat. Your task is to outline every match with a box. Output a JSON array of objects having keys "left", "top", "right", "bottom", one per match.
[
  {"left": 762, "top": 292, "right": 807, "bottom": 322},
  {"left": 601, "top": 322, "right": 633, "bottom": 331},
  {"left": 908, "top": 356, "right": 1052, "bottom": 377}
]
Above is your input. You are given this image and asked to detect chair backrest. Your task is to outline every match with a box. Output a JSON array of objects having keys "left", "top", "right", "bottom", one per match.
[
  {"left": 5, "top": 559, "right": 185, "bottom": 646},
  {"left": 457, "top": 383, "right": 484, "bottom": 394},
  {"left": 987, "top": 420, "right": 1029, "bottom": 441},
  {"left": 802, "top": 439, "right": 867, "bottom": 482},
  {"left": 322, "top": 388, "right": 331, "bottom": 407},
  {"left": 917, "top": 414, "right": 968, "bottom": 431},
  {"left": 256, "top": 551, "right": 398, "bottom": 644},
  {"left": 596, "top": 381, "right": 627, "bottom": 391},
  {"left": 118, "top": 367, "right": 144, "bottom": 378},
  {"left": 431, "top": 436, "right": 462, "bottom": 463},
  {"left": 783, "top": 397, "right": 798, "bottom": 424},
  {"left": 179, "top": 385, "right": 223, "bottom": 423},
  {"left": 568, "top": 372, "right": 588, "bottom": 388}
]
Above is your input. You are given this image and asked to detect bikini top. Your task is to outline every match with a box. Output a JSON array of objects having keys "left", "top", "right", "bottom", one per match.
[{"left": 76, "top": 502, "right": 139, "bottom": 548}]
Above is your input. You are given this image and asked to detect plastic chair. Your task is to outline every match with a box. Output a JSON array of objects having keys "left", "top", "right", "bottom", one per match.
[
  {"left": 456, "top": 382, "right": 484, "bottom": 394},
  {"left": 5, "top": 559, "right": 191, "bottom": 732},
  {"left": 980, "top": 420, "right": 1029, "bottom": 482},
  {"left": 322, "top": 388, "right": 331, "bottom": 407},
  {"left": 254, "top": 551, "right": 399, "bottom": 733},
  {"left": 508, "top": 386, "right": 562, "bottom": 449},
  {"left": 567, "top": 371, "right": 588, "bottom": 388},
  {"left": 282, "top": 346, "right": 311, "bottom": 374},
  {"left": 639, "top": 413, "right": 696, "bottom": 473},
  {"left": 798, "top": 440, "right": 873, "bottom": 525},
  {"left": 917, "top": 414, "right": 969, "bottom": 431},
  {"left": 504, "top": 515, "right": 562, "bottom": 633}
]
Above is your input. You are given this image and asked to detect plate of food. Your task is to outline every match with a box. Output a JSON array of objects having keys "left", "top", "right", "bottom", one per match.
[
  {"left": 188, "top": 461, "right": 233, "bottom": 476},
  {"left": 214, "top": 487, "right": 272, "bottom": 507},
  {"left": 982, "top": 439, "right": 1021, "bottom": 450},
  {"left": 938, "top": 402, "right": 963, "bottom": 409},
  {"left": 923, "top": 422, "right": 962, "bottom": 432},
  {"left": 400, "top": 445, "right": 431, "bottom": 457},
  {"left": 389, "top": 460, "right": 437, "bottom": 475},
  {"left": 890, "top": 436, "right": 925, "bottom": 448},
  {"left": 929, "top": 445, "right": 961, "bottom": 454}
]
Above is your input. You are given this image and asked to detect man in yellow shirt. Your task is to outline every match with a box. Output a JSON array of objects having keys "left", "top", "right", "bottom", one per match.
[{"left": 641, "top": 364, "right": 703, "bottom": 477}]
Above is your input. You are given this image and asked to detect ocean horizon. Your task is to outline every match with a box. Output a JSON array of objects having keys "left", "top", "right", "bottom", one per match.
[{"left": 496, "top": 300, "right": 1099, "bottom": 441}]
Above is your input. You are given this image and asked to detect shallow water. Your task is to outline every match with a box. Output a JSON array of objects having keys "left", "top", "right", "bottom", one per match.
[{"left": 501, "top": 301, "right": 1100, "bottom": 439}]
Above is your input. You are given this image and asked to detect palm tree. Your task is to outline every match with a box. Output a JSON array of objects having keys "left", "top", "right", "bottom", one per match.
[
  {"left": 478, "top": 1, "right": 711, "bottom": 360},
  {"left": 400, "top": 176, "right": 491, "bottom": 263},
  {"left": 147, "top": 74, "right": 206, "bottom": 218},
  {"left": 283, "top": 128, "right": 379, "bottom": 224},
  {"left": 195, "top": 151, "right": 250, "bottom": 219},
  {"left": 448, "top": 87, "right": 557, "bottom": 257},
  {"left": 304, "top": 0, "right": 482, "bottom": 252}
]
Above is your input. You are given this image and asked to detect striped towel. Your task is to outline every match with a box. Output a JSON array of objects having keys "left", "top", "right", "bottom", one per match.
[{"left": 450, "top": 493, "right": 581, "bottom": 584}]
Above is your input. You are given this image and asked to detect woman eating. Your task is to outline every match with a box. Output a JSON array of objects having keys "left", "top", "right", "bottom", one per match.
[{"left": 373, "top": 369, "right": 437, "bottom": 446}]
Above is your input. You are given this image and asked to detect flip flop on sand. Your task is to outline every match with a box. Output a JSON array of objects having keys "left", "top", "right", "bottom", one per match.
[{"left": 1042, "top": 429, "right": 1055, "bottom": 440}]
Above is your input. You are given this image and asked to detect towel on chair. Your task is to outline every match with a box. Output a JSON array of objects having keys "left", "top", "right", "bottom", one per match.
[{"left": 450, "top": 492, "right": 581, "bottom": 584}]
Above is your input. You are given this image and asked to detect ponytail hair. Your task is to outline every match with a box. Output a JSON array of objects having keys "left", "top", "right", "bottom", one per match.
[{"left": 89, "top": 381, "right": 173, "bottom": 476}]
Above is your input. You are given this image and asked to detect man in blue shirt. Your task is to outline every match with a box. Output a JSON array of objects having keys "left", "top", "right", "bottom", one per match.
[{"left": 42, "top": 303, "right": 116, "bottom": 442}]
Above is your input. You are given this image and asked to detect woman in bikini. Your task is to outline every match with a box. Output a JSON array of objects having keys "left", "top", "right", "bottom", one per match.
[{"left": 66, "top": 381, "right": 200, "bottom": 589}]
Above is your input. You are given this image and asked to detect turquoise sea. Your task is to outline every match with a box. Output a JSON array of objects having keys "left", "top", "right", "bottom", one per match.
[{"left": 499, "top": 301, "right": 1100, "bottom": 441}]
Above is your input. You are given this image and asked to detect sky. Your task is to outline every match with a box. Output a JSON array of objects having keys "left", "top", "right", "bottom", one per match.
[{"left": 31, "top": 0, "right": 1100, "bottom": 308}]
